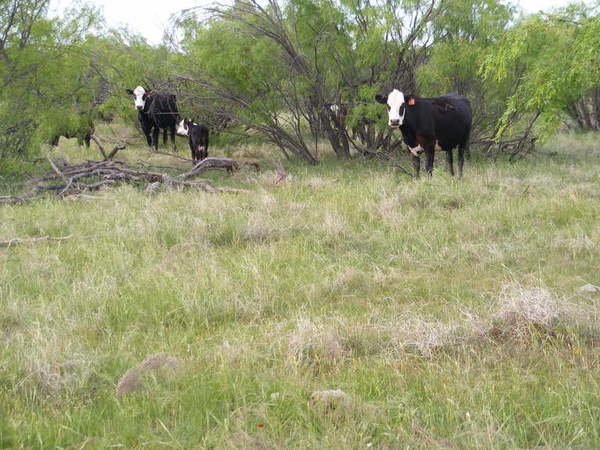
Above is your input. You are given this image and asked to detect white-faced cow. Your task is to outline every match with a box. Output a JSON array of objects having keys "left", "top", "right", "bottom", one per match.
[
  {"left": 126, "top": 86, "right": 179, "bottom": 151},
  {"left": 375, "top": 89, "right": 472, "bottom": 177},
  {"left": 177, "top": 119, "right": 209, "bottom": 164}
]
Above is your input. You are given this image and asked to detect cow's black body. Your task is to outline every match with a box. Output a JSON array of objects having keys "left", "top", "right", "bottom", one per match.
[
  {"left": 145, "top": 92, "right": 179, "bottom": 151},
  {"left": 377, "top": 92, "right": 472, "bottom": 177},
  {"left": 128, "top": 89, "right": 180, "bottom": 151}
]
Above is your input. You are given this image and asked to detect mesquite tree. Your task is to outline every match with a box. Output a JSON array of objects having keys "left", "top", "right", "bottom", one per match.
[{"left": 173, "top": 0, "right": 449, "bottom": 162}]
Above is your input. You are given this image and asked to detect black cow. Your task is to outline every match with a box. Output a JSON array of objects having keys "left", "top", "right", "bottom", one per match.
[
  {"left": 375, "top": 89, "right": 472, "bottom": 177},
  {"left": 126, "top": 86, "right": 179, "bottom": 151},
  {"left": 177, "top": 119, "right": 209, "bottom": 163}
]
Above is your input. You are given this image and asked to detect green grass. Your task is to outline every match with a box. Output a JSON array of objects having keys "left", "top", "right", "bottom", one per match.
[{"left": 1, "top": 130, "right": 599, "bottom": 448}]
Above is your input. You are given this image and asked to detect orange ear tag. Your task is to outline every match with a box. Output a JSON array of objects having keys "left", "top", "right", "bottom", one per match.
[{"left": 408, "top": 98, "right": 416, "bottom": 106}]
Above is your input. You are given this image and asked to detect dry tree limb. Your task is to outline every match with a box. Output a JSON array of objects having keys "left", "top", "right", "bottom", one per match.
[
  {"left": 0, "top": 235, "right": 74, "bottom": 248},
  {"left": 180, "top": 157, "right": 241, "bottom": 179},
  {"left": 47, "top": 157, "right": 67, "bottom": 181},
  {"left": 153, "top": 151, "right": 194, "bottom": 163},
  {"left": 0, "top": 194, "right": 31, "bottom": 204},
  {"left": 90, "top": 135, "right": 108, "bottom": 159},
  {"left": 3, "top": 155, "right": 252, "bottom": 204},
  {"left": 91, "top": 135, "right": 126, "bottom": 160}
]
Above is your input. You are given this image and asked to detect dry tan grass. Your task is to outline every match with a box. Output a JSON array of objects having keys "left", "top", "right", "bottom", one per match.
[
  {"left": 388, "top": 317, "right": 464, "bottom": 357},
  {"left": 243, "top": 210, "right": 277, "bottom": 243},
  {"left": 321, "top": 211, "right": 347, "bottom": 235},
  {"left": 304, "top": 175, "right": 335, "bottom": 189},
  {"left": 490, "top": 283, "right": 600, "bottom": 341},
  {"left": 13, "top": 324, "right": 97, "bottom": 394},
  {"left": 310, "top": 389, "right": 352, "bottom": 415},
  {"left": 116, "top": 353, "right": 181, "bottom": 396},
  {"left": 287, "top": 318, "right": 349, "bottom": 367}
]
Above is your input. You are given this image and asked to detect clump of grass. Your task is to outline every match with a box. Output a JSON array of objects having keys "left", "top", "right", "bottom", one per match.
[
  {"left": 305, "top": 175, "right": 335, "bottom": 189},
  {"left": 493, "top": 284, "right": 562, "bottom": 338},
  {"left": 490, "top": 283, "right": 600, "bottom": 342},
  {"left": 14, "top": 325, "right": 98, "bottom": 395},
  {"left": 116, "top": 353, "right": 181, "bottom": 396},
  {"left": 287, "top": 318, "right": 349, "bottom": 368},
  {"left": 389, "top": 317, "right": 465, "bottom": 358},
  {"left": 310, "top": 389, "right": 352, "bottom": 415},
  {"left": 321, "top": 211, "right": 347, "bottom": 235},
  {"left": 243, "top": 210, "right": 279, "bottom": 243}
]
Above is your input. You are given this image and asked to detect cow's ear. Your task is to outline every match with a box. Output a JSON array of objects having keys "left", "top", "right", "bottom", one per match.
[
  {"left": 126, "top": 89, "right": 134, "bottom": 95},
  {"left": 375, "top": 94, "right": 388, "bottom": 104},
  {"left": 407, "top": 95, "right": 417, "bottom": 106}
]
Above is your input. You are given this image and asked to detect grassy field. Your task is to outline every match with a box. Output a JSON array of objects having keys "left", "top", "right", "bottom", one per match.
[{"left": 1, "top": 130, "right": 599, "bottom": 448}]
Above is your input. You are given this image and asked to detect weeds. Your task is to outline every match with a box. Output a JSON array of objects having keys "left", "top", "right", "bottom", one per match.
[{"left": 1, "top": 132, "right": 599, "bottom": 447}]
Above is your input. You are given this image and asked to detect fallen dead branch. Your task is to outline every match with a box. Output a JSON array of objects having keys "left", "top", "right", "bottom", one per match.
[
  {"left": 1, "top": 157, "right": 253, "bottom": 204},
  {"left": 90, "top": 135, "right": 126, "bottom": 161},
  {"left": 0, "top": 235, "right": 74, "bottom": 248},
  {"left": 153, "top": 151, "right": 194, "bottom": 163}
]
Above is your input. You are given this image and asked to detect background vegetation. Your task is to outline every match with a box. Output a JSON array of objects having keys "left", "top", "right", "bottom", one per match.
[
  {"left": 0, "top": 0, "right": 599, "bottom": 168},
  {"left": 1, "top": 0, "right": 599, "bottom": 447}
]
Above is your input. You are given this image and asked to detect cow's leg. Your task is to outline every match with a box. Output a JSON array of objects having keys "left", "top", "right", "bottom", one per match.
[
  {"left": 171, "top": 125, "right": 177, "bottom": 151},
  {"left": 445, "top": 148, "right": 455, "bottom": 176},
  {"left": 189, "top": 140, "right": 196, "bottom": 164},
  {"left": 152, "top": 127, "right": 160, "bottom": 151},
  {"left": 424, "top": 145, "right": 435, "bottom": 177},
  {"left": 144, "top": 130, "right": 152, "bottom": 147},
  {"left": 163, "top": 128, "right": 168, "bottom": 146},
  {"left": 458, "top": 144, "right": 466, "bottom": 178},
  {"left": 412, "top": 154, "right": 421, "bottom": 178}
]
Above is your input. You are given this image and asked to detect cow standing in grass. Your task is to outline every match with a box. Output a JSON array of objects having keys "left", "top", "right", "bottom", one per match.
[
  {"left": 375, "top": 89, "right": 472, "bottom": 177},
  {"left": 177, "top": 119, "right": 209, "bottom": 164},
  {"left": 126, "top": 86, "right": 179, "bottom": 151}
]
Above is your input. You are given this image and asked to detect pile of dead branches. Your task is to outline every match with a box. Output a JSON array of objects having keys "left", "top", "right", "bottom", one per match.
[
  {"left": 476, "top": 136, "right": 538, "bottom": 161},
  {"left": 1, "top": 156, "right": 251, "bottom": 205}
]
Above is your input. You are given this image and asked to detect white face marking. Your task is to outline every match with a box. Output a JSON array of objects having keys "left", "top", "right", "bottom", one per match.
[
  {"left": 409, "top": 145, "right": 424, "bottom": 156},
  {"left": 387, "top": 89, "right": 406, "bottom": 127},
  {"left": 177, "top": 120, "right": 189, "bottom": 136},
  {"left": 132, "top": 86, "right": 146, "bottom": 110}
]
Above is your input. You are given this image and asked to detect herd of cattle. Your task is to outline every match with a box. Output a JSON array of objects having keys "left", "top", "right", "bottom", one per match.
[{"left": 123, "top": 85, "right": 472, "bottom": 177}]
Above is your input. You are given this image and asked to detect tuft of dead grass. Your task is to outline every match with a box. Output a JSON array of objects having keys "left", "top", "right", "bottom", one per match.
[
  {"left": 322, "top": 212, "right": 347, "bottom": 235},
  {"left": 389, "top": 317, "right": 464, "bottom": 358},
  {"left": 116, "top": 353, "right": 181, "bottom": 396},
  {"left": 287, "top": 318, "right": 349, "bottom": 367},
  {"left": 310, "top": 389, "right": 352, "bottom": 415},
  {"left": 305, "top": 176, "right": 335, "bottom": 189}
]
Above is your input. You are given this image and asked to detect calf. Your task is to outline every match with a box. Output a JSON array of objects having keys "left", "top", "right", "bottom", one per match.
[
  {"left": 375, "top": 89, "right": 472, "bottom": 177},
  {"left": 126, "top": 86, "right": 179, "bottom": 151},
  {"left": 177, "top": 119, "right": 209, "bottom": 163}
]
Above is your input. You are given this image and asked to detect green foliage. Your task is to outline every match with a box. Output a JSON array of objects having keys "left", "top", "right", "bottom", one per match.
[
  {"left": 481, "top": 3, "right": 600, "bottom": 137},
  {"left": 1, "top": 0, "right": 599, "bottom": 165},
  {"left": 0, "top": 3, "right": 101, "bottom": 161}
]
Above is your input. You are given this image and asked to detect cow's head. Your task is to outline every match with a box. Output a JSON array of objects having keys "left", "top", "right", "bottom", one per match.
[
  {"left": 375, "top": 89, "right": 413, "bottom": 128},
  {"left": 126, "top": 86, "right": 151, "bottom": 111},
  {"left": 177, "top": 118, "right": 193, "bottom": 136}
]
